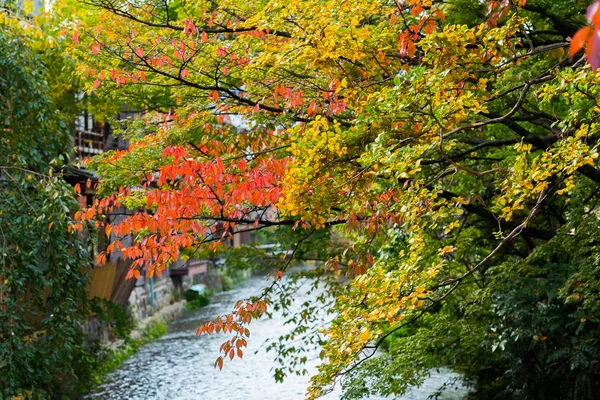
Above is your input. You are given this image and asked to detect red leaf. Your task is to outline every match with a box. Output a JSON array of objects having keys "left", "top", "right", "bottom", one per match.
[
  {"left": 588, "top": 1, "right": 600, "bottom": 26},
  {"left": 135, "top": 47, "right": 144, "bottom": 58},
  {"left": 411, "top": 3, "right": 423, "bottom": 16},
  {"left": 570, "top": 26, "right": 591, "bottom": 58},
  {"left": 92, "top": 43, "right": 100, "bottom": 55},
  {"left": 72, "top": 31, "right": 79, "bottom": 44}
]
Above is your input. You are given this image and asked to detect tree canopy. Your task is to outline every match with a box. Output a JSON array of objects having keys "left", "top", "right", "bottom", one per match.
[{"left": 72, "top": 0, "right": 600, "bottom": 398}]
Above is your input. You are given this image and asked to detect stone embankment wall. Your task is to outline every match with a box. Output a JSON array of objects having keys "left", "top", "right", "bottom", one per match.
[{"left": 128, "top": 272, "right": 175, "bottom": 323}]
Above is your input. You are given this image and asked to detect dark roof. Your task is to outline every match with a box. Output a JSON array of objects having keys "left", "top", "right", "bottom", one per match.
[{"left": 62, "top": 166, "right": 98, "bottom": 185}]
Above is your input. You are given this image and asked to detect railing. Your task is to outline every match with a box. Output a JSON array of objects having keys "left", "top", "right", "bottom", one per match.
[{"left": 74, "top": 129, "right": 104, "bottom": 158}]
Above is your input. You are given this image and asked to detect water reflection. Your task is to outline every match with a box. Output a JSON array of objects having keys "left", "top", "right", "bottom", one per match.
[{"left": 88, "top": 275, "right": 467, "bottom": 400}]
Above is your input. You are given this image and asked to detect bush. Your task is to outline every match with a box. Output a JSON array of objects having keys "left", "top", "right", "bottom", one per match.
[
  {"left": 221, "top": 274, "right": 234, "bottom": 291},
  {"left": 91, "top": 299, "right": 134, "bottom": 341},
  {"left": 184, "top": 290, "right": 211, "bottom": 309}
]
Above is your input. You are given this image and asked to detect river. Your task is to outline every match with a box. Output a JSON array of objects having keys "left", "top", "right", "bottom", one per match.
[{"left": 88, "top": 274, "right": 467, "bottom": 400}]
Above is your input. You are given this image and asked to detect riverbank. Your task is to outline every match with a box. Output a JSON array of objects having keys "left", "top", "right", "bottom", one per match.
[
  {"left": 91, "top": 268, "right": 249, "bottom": 388},
  {"left": 88, "top": 271, "right": 468, "bottom": 400},
  {"left": 92, "top": 300, "right": 187, "bottom": 386}
]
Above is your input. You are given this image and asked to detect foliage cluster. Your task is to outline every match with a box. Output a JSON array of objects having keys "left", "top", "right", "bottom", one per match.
[
  {"left": 91, "top": 298, "right": 136, "bottom": 341},
  {"left": 0, "top": 7, "right": 102, "bottom": 398},
  {"left": 69, "top": 0, "right": 600, "bottom": 398},
  {"left": 184, "top": 289, "right": 212, "bottom": 308}
]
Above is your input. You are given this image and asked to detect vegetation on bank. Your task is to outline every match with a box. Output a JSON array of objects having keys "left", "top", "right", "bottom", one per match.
[{"left": 0, "top": 17, "right": 96, "bottom": 400}]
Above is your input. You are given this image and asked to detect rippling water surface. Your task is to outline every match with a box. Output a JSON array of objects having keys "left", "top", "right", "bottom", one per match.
[{"left": 88, "top": 274, "right": 467, "bottom": 400}]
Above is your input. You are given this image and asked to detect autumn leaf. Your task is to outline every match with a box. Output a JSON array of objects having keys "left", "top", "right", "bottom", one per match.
[
  {"left": 588, "top": 1, "right": 600, "bottom": 26},
  {"left": 570, "top": 26, "right": 591, "bottom": 57}
]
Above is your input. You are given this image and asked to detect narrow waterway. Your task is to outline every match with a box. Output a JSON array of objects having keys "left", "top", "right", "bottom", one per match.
[{"left": 89, "top": 274, "right": 467, "bottom": 400}]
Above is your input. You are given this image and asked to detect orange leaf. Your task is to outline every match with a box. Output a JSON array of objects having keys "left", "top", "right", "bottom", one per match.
[
  {"left": 570, "top": 26, "right": 591, "bottom": 57},
  {"left": 593, "top": 4, "right": 600, "bottom": 27},
  {"left": 411, "top": 3, "right": 423, "bottom": 16},
  {"left": 407, "top": 41, "right": 417, "bottom": 58}
]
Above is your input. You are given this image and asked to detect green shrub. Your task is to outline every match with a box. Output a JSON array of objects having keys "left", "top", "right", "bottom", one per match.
[
  {"left": 186, "top": 295, "right": 211, "bottom": 309},
  {"left": 184, "top": 290, "right": 211, "bottom": 309},
  {"left": 221, "top": 274, "right": 234, "bottom": 291},
  {"left": 92, "top": 299, "right": 134, "bottom": 340},
  {"left": 0, "top": 23, "right": 95, "bottom": 400}
]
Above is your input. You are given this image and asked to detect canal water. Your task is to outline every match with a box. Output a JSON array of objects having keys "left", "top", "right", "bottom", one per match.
[{"left": 88, "top": 274, "right": 467, "bottom": 400}]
